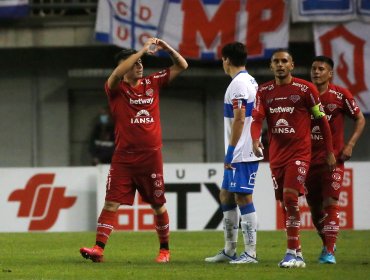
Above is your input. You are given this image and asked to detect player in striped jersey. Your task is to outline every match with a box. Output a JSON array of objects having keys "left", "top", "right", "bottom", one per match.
[{"left": 205, "top": 42, "right": 263, "bottom": 264}]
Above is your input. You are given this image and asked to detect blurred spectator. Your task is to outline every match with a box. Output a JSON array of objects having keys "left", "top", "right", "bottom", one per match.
[{"left": 89, "top": 107, "right": 115, "bottom": 165}]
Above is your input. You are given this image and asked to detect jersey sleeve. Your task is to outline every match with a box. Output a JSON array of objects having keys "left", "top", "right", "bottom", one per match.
[
  {"left": 104, "top": 81, "right": 120, "bottom": 99},
  {"left": 341, "top": 87, "right": 361, "bottom": 119},
  {"left": 149, "top": 68, "right": 171, "bottom": 89},
  {"left": 252, "top": 89, "right": 265, "bottom": 120},
  {"left": 306, "top": 83, "right": 326, "bottom": 119},
  {"left": 230, "top": 80, "right": 248, "bottom": 110}
]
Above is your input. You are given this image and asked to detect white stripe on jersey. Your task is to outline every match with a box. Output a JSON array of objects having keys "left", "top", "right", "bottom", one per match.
[{"left": 224, "top": 71, "right": 263, "bottom": 163}]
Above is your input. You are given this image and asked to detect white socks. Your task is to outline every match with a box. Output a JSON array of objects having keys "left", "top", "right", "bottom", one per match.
[
  {"left": 240, "top": 212, "right": 257, "bottom": 258},
  {"left": 223, "top": 208, "right": 239, "bottom": 256}
]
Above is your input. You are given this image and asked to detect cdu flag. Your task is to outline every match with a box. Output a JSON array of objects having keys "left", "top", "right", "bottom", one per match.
[{"left": 95, "top": 0, "right": 290, "bottom": 60}]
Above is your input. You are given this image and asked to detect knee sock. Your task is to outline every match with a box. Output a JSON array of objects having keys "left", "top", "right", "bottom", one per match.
[
  {"left": 323, "top": 204, "right": 339, "bottom": 254},
  {"left": 221, "top": 204, "right": 239, "bottom": 256},
  {"left": 154, "top": 210, "right": 170, "bottom": 250},
  {"left": 95, "top": 209, "right": 117, "bottom": 249},
  {"left": 239, "top": 203, "right": 257, "bottom": 258},
  {"left": 308, "top": 200, "right": 326, "bottom": 246},
  {"left": 283, "top": 192, "right": 300, "bottom": 252}
]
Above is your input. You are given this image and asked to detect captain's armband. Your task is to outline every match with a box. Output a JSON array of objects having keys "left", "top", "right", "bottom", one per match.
[{"left": 311, "top": 103, "right": 326, "bottom": 119}]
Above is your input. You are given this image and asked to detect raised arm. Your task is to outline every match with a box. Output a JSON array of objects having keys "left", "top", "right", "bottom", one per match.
[
  {"left": 107, "top": 38, "right": 156, "bottom": 90},
  {"left": 154, "top": 38, "right": 188, "bottom": 82}
]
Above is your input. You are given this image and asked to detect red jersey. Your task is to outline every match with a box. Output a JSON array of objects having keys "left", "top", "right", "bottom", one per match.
[
  {"left": 311, "top": 83, "right": 360, "bottom": 165},
  {"left": 253, "top": 77, "right": 321, "bottom": 168},
  {"left": 105, "top": 69, "right": 170, "bottom": 154}
]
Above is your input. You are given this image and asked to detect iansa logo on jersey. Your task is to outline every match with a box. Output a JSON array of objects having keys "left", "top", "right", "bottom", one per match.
[
  {"left": 272, "top": 119, "right": 295, "bottom": 134},
  {"left": 131, "top": 110, "right": 154, "bottom": 124},
  {"left": 311, "top": 125, "right": 322, "bottom": 140}
]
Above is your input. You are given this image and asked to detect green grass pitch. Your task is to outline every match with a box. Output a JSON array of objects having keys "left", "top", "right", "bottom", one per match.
[{"left": 0, "top": 230, "right": 369, "bottom": 279}]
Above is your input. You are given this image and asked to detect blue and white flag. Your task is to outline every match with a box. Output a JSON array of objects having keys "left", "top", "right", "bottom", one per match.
[
  {"left": 0, "top": 0, "right": 29, "bottom": 18},
  {"left": 291, "top": 0, "right": 370, "bottom": 23},
  {"left": 95, "top": 0, "right": 290, "bottom": 60}
]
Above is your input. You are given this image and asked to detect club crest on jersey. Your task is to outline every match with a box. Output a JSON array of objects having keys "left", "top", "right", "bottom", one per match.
[
  {"left": 272, "top": 119, "right": 295, "bottom": 134},
  {"left": 289, "top": 95, "right": 300, "bottom": 103},
  {"left": 154, "top": 190, "right": 163, "bottom": 197},
  {"left": 327, "top": 103, "right": 337, "bottom": 112},
  {"left": 146, "top": 88, "right": 154, "bottom": 97},
  {"left": 130, "top": 110, "right": 154, "bottom": 124},
  {"left": 331, "top": 182, "right": 341, "bottom": 190}
]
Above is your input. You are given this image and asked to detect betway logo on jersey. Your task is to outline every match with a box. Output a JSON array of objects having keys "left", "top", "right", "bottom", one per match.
[
  {"left": 272, "top": 119, "right": 295, "bottom": 134},
  {"left": 269, "top": 107, "right": 295, "bottom": 114},
  {"left": 129, "top": 97, "right": 154, "bottom": 105},
  {"left": 131, "top": 110, "right": 154, "bottom": 124}
]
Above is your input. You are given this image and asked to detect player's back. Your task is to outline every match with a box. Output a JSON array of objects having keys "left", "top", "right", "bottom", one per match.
[{"left": 224, "top": 71, "right": 261, "bottom": 162}]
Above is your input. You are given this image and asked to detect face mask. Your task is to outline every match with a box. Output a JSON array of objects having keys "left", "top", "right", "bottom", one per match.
[{"left": 100, "top": 114, "right": 109, "bottom": 124}]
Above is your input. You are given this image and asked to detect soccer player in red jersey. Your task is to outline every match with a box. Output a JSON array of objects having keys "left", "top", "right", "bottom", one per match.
[
  {"left": 306, "top": 56, "right": 365, "bottom": 264},
  {"left": 80, "top": 38, "right": 188, "bottom": 263},
  {"left": 251, "top": 49, "right": 336, "bottom": 268}
]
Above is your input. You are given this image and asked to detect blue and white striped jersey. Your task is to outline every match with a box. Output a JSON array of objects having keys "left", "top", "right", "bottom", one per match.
[{"left": 224, "top": 70, "right": 263, "bottom": 163}]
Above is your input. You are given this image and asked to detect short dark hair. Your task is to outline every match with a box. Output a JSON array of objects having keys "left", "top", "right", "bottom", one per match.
[
  {"left": 114, "top": 48, "right": 137, "bottom": 64},
  {"left": 271, "top": 48, "right": 293, "bottom": 60},
  {"left": 312, "top": 55, "right": 334, "bottom": 69},
  {"left": 221, "top": 42, "right": 247, "bottom": 66}
]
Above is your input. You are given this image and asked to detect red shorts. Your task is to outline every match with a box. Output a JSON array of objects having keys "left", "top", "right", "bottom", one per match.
[
  {"left": 305, "top": 162, "right": 344, "bottom": 201},
  {"left": 106, "top": 149, "right": 166, "bottom": 206},
  {"left": 271, "top": 160, "right": 309, "bottom": 201}
]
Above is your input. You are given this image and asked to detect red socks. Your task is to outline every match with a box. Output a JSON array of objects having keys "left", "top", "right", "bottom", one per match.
[
  {"left": 154, "top": 210, "right": 170, "bottom": 248},
  {"left": 323, "top": 204, "right": 339, "bottom": 254},
  {"left": 283, "top": 192, "right": 300, "bottom": 251},
  {"left": 96, "top": 209, "right": 117, "bottom": 249},
  {"left": 94, "top": 209, "right": 170, "bottom": 250}
]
